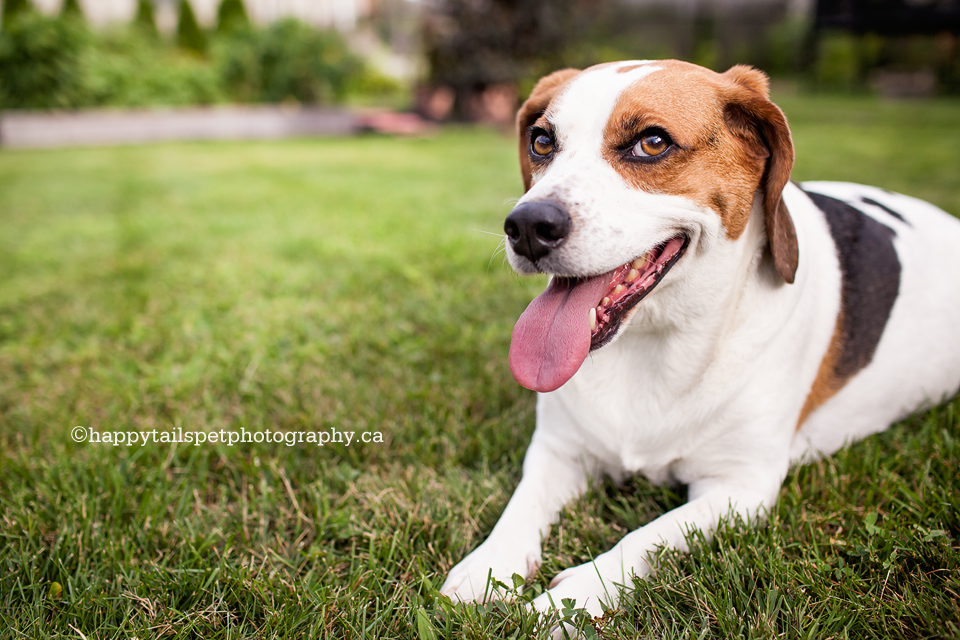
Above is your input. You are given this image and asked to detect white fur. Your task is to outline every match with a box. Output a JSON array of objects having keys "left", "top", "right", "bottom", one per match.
[{"left": 441, "top": 63, "right": 960, "bottom": 627}]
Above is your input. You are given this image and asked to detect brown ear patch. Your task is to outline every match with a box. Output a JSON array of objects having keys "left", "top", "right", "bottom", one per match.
[
  {"left": 723, "top": 64, "right": 771, "bottom": 98},
  {"left": 516, "top": 68, "right": 580, "bottom": 192},
  {"left": 721, "top": 66, "right": 798, "bottom": 283}
]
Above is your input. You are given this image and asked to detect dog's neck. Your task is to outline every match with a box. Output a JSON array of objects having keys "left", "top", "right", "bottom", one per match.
[{"left": 595, "top": 194, "right": 773, "bottom": 394}]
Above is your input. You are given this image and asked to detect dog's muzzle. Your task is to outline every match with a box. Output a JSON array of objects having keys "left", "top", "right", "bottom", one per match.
[{"left": 504, "top": 201, "right": 572, "bottom": 263}]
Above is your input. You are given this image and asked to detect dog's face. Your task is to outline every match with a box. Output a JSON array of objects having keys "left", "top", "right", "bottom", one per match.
[{"left": 505, "top": 60, "right": 798, "bottom": 392}]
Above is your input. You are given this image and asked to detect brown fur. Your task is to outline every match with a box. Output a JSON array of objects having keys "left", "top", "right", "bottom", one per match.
[
  {"left": 597, "top": 61, "right": 799, "bottom": 283},
  {"left": 721, "top": 65, "right": 798, "bottom": 283},
  {"left": 797, "top": 313, "right": 846, "bottom": 428},
  {"left": 723, "top": 63, "right": 771, "bottom": 97}
]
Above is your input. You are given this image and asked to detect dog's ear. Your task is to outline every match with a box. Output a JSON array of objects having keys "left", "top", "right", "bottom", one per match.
[
  {"left": 721, "top": 65, "right": 798, "bottom": 284},
  {"left": 516, "top": 68, "right": 580, "bottom": 192}
]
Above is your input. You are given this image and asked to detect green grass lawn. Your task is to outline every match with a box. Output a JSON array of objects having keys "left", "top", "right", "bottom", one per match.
[{"left": 1, "top": 94, "right": 959, "bottom": 639}]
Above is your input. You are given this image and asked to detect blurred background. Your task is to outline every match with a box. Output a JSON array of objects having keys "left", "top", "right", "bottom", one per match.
[{"left": 1, "top": 0, "right": 959, "bottom": 137}]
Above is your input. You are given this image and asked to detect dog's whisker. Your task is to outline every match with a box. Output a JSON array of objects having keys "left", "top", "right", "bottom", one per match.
[
  {"left": 503, "top": 197, "right": 520, "bottom": 207},
  {"left": 487, "top": 238, "right": 509, "bottom": 273},
  {"left": 471, "top": 228, "right": 507, "bottom": 239}
]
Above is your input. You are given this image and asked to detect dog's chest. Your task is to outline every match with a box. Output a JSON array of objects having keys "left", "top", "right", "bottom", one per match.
[
  {"left": 563, "top": 395, "right": 695, "bottom": 484},
  {"left": 553, "top": 347, "right": 729, "bottom": 484}
]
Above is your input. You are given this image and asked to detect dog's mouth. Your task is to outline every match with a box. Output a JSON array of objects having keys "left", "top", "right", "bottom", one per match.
[
  {"left": 589, "top": 234, "right": 689, "bottom": 350},
  {"left": 509, "top": 234, "right": 688, "bottom": 393}
]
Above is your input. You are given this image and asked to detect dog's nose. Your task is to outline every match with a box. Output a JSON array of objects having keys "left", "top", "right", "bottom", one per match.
[{"left": 504, "top": 201, "right": 572, "bottom": 262}]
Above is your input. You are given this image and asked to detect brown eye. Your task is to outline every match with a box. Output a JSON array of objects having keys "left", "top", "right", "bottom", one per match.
[
  {"left": 531, "top": 132, "right": 554, "bottom": 157},
  {"left": 632, "top": 131, "right": 670, "bottom": 158}
]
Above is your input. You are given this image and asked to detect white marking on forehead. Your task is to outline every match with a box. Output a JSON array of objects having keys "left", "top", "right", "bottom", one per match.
[{"left": 547, "top": 62, "right": 662, "bottom": 158}]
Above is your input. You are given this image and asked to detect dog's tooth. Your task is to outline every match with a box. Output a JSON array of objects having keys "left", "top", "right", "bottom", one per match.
[
  {"left": 601, "top": 296, "right": 610, "bottom": 307},
  {"left": 632, "top": 256, "right": 647, "bottom": 270},
  {"left": 589, "top": 307, "right": 597, "bottom": 330},
  {"left": 625, "top": 268, "right": 639, "bottom": 283},
  {"left": 614, "top": 284, "right": 625, "bottom": 295}
]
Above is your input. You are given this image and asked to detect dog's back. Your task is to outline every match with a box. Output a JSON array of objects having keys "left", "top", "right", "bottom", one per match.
[{"left": 792, "top": 181, "right": 960, "bottom": 460}]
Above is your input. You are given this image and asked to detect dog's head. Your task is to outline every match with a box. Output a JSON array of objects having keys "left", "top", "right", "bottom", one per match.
[{"left": 505, "top": 60, "right": 797, "bottom": 392}]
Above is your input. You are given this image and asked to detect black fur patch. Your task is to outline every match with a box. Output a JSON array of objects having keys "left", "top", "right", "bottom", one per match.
[
  {"left": 805, "top": 191, "right": 902, "bottom": 380},
  {"left": 861, "top": 196, "right": 910, "bottom": 225}
]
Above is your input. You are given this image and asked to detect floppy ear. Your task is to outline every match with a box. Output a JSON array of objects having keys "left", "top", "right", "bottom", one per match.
[
  {"left": 722, "top": 65, "right": 798, "bottom": 284},
  {"left": 516, "top": 68, "right": 580, "bottom": 192}
]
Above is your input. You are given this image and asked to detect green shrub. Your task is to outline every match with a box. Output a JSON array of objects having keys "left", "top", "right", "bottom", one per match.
[
  {"left": 814, "top": 31, "right": 863, "bottom": 91},
  {"left": 345, "top": 65, "right": 405, "bottom": 104},
  {"left": 1, "top": 0, "right": 31, "bottom": 28},
  {"left": 806, "top": 31, "right": 960, "bottom": 95},
  {"left": 82, "top": 28, "right": 224, "bottom": 107},
  {"left": 0, "top": 11, "right": 367, "bottom": 110},
  {"left": 133, "top": 0, "right": 159, "bottom": 38},
  {"left": 216, "top": 19, "right": 363, "bottom": 104},
  {"left": 214, "top": 25, "right": 262, "bottom": 102},
  {"left": 177, "top": 0, "right": 207, "bottom": 55},
  {"left": 766, "top": 16, "right": 810, "bottom": 76},
  {"left": 60, "top": 0, "right": 84, "bottom": 20},
  {"left": 260, "top": 19, "right": 362, "bottom": 103},
  {"left": 216, "top": 0, "right": 249, "bottom": 34},
  {"left": 0, "top": 11, "right": 89, "bottom": 109}
]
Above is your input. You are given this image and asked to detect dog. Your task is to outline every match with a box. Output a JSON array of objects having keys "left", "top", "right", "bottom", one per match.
[{"left": 439, "top": 59, "right": 960, "bottom": 621}]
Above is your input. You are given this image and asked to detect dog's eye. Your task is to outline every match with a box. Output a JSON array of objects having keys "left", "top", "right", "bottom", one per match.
[
  {"left": 632, "top": 131, "right": 671, "bottom": 158},
  {"left": 531, "top": 131, "right": 555, "bottom": 157}
]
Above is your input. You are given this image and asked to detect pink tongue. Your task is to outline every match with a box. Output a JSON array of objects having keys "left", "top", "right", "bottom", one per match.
[{"left": 509, "top": 273, "right": 613, "bottom": 392}]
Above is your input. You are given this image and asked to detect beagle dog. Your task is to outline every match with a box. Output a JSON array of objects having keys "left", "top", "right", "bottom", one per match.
[{"left": 440, "top": 60, "right": 960, "bottom": 620}]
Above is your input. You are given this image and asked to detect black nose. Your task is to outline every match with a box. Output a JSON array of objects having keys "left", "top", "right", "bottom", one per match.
[{"left": 504, "top": 201, "right": 572, "bottom": 262}]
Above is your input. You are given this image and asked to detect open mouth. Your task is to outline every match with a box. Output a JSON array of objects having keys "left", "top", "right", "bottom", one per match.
[
  {"left": 589, "top": 234, "right": 689, "bottom": 349},
  {"left": 508, "top": 233, "right": 689, "bottom": 393}
]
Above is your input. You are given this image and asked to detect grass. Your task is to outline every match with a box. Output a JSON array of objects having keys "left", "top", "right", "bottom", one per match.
[{"left": 1, "top": 93, "right": 959, "bottom": 639}]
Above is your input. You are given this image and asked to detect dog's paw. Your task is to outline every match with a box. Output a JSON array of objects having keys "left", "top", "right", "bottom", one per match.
[
  {"left": 440, "top": 536, "right": 541, "bottom": 603},
  {"left": 532, "top": 554, "right": 624, "bottom": 620}
]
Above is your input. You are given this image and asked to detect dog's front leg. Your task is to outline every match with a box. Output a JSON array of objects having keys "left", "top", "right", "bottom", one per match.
[
  {"left": 440, "top": 430, "right": 597, "bottom": 603},
  {"left": 532, "top": 468, "right": 785, "bottom": 618}
]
